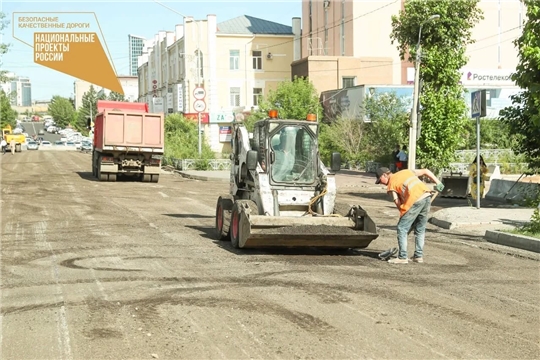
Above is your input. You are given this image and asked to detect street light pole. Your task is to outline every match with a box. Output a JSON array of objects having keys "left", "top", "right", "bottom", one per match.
[
  {"left": 153, "top": 0, "right": 202, "bottom": 156},
  {"left": 408, "top": 14, "right": 440, "bottom": 170}
]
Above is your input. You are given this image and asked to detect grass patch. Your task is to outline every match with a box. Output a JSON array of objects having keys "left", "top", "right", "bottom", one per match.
[{"left": 502, "top": 229, "right": 540, "bottom": 240}]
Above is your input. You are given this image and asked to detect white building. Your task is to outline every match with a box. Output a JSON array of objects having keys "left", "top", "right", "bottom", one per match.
[{"left": 137, "top": 14, "right": 301, "bottom": 152}]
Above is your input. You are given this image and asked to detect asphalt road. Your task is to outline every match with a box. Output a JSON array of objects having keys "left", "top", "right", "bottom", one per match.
[
  {"left": 21, "top": 121, "right": 61, "bottom": 143},
  {"left": 1, "top": 150, "right": 539, "bottom": 359}
]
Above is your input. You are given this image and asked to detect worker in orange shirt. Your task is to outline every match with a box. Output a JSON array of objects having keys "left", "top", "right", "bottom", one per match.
[{"left": 376, "top": 166, "right": 444, "bottom": 264}]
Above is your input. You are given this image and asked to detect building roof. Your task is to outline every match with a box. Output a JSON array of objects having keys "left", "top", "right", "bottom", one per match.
[{"left": 217, "top": 15, "right": 293, "bottom": 35}]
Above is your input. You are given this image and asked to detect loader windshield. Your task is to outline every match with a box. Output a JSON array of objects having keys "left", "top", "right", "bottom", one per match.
[{"left": 270, "top": 126, "right": 317, "bottom": 184}]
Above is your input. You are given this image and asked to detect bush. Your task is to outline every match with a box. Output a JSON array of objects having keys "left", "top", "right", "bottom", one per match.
[{"left": 163, "top": 114, "right": 215, "bottom": 165}]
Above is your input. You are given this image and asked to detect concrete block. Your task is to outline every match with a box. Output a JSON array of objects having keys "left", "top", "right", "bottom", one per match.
[{"left": 485, "top": 230, "right": 540, "bottom": 253}]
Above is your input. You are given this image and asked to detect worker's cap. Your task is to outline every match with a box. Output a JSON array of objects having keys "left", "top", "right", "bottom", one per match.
[{"left": 375, "top": 167, "right": 391, "bottom": 184}]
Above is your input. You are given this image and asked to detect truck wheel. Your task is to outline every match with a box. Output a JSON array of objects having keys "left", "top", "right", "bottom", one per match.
[
  {"left": 151, "top": 174, "right": 159, "bottom": 183},
  {"left": 108, "top": 174, "right": 117, "bottom": 182},
  {"left": 15, "top": 144, "right": 21, "bottom": 152},
  {"left": 215, "top": 195, "right": 234, "bottom": 241},
  {"left": 142, "top": 174, "right": 151, "bottom": 182}
]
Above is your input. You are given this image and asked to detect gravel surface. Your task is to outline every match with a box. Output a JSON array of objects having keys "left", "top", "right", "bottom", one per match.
[{"left": 1, "top": 151, "right": 539, "bottom": 360}]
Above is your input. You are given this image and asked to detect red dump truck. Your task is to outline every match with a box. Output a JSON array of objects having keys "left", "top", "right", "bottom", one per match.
[{"left": 90, "top": 100, "right": 165, "bottom": 183}]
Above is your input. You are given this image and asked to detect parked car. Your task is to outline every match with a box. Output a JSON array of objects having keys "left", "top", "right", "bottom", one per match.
[
  {"left": 38, "top": 129, "right": 44, "bottom": 135},
  {"left": 81, "top": 142, "right": 92, "bottom": 152},
  {"left": 54, "top": 141, "right": 65, "bottom": 146},
  {"left": 40, "top": 141, "right": 52, "bottom": 147},
  {"left": 26, "top": 141, "right": 39, "bottom": 150}
]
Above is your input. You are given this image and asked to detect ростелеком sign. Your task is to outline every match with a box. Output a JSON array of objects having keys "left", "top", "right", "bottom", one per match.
[{"left": 460, "top": 69, "right": 515, "bottom": 86}]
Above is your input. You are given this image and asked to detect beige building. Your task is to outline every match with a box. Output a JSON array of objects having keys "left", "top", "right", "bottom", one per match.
[
  {"left": 73, "top": 76, "right": 139, "bottom": 110},
  {"left": 294, "top": 0, "right": 524, "bottom": 93},
  {"left": 138, "top": 14, "right": 301, "bottom": 152}
]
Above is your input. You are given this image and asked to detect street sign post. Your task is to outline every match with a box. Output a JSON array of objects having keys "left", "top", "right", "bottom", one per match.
[{"left": 471, "top": 90, "right": 487, "bottom": 209}]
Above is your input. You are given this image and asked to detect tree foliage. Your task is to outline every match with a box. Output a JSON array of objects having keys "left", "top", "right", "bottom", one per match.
[
  {"left": 48, "top": 95, "right": 77, "bottom": 128},
  {"left": 0, "top": 90, "right": 17, "bottom": 128},
  {"left": 390, "top": 0, "right": 483, "bottom": 171},
  {"left": 78, "top": 85, "right": 105, "bottom": 129},
  {"left": 499, "top": 0, "right": 540, "bottom": 171},
  {"left": 108, "top": 91, "right": 126, "bottom": 102},
  {"left": 163, "top": 113, "right": 214, "bottom": 162},
  {"left": 245, "top": 76, "right": 322, "bottom": 130},
  {"left": 319, "top": 92, "right": 409, "bottom": 166},
  {"left": 363, "top": 93, "right": 410, "bottom": 164},
  {"left": 0, "top": 12, "right": 11, "bottom": 84}
]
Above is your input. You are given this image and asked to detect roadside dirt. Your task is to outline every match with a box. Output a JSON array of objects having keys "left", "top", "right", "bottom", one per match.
[{"left": 1, "top": 152, "right": 539, "bottom": 360}]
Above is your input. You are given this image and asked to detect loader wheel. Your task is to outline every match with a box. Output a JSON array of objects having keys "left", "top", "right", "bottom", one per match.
[
  {"left": 215, "top": 195, "right": 234, "bottom": 241},
  {"left": 142, "top": 174, "right": 151, "bottom": 182},
  {"left": 151, "top": 174, "right": 159, "bottom": 183},
  {"left": 108, "top": 173, "right": 117, "bottom": 182},
  {"left": 15, "top": 144, "right": 21, "bottom": 152},
  {"left": 230, "top": 202, "right": 241, "bottom": 248}
]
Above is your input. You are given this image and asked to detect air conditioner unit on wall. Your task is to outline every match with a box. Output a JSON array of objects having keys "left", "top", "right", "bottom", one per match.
[{"left": 267, "top": 52, "right": 273, "bottom": 60}]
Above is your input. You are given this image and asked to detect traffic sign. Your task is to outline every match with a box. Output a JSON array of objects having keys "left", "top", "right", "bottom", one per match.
[
  {"left": 471, "top": 91, "right": 481, "bottom": 118},
  {"left": 193, "top": 87, "right": 206, "bottom": 100},
  {"left": 194, "top": 99, "right": 206, "bottom": 112},
  {"left": 471, "top": 90, "right": 486, "bottom": 118}
]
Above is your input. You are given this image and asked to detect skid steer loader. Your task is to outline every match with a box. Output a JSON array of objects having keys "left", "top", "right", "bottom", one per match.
[{"left": 214, "top": 110, "right": 379, "bottom": 249}]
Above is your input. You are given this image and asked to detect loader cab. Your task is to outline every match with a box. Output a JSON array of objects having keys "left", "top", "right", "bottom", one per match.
[{"left": 251, "top": 119, "right": 318, "bottom": 186}]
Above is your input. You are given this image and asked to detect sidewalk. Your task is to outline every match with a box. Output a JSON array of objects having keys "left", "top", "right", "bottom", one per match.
[{"left": 171, "top": 169, "right": 539, "bottom": 254}]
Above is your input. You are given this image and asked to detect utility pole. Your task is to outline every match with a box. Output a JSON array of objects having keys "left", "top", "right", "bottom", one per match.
[{"left": 408, "top": 14, "right": 440, "bottom": 170}]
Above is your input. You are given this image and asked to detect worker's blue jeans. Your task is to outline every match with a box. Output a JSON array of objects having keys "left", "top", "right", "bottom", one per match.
[{"left": 396, "top": 196, "right": 431, "bottom": 259}]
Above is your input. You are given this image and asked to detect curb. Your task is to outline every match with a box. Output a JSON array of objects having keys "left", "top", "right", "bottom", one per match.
[
  {"left": 175, "top": 171, "right": 230, "bottom": 183},
  {"left": 485, "top": 230, "right": 540, "bottom": 253},
  {"left": 429, "top": 216, "right": 511, "bottom": 230},
  {"left": 428, "top": 216, "right": 454, "bottom": 230}
]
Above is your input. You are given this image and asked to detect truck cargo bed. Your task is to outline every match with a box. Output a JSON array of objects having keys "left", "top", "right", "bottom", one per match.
[{"left": 94, "top": 110, "right": 164, "bottom": 152}]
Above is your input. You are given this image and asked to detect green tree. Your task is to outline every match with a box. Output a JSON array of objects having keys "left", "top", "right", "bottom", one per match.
[
  {"left": 108, "top": 91, "right": 126, "bottom": 101},
  {"left": 318, "top": 92, "right": 410, "bottom": 166},
  {"left": 78, "top": 85, "right": 105, "bottom": 129},
  {"left": 499, "top": 0, "right": 540, "bottom": 171},
  {"left": 0, "top": 90, "right": 17, "bottom": 128},
  {"left": 0, "top": 12, "right": 11, "bottom": 84},
  {"left": 460, "top": 118, "right": 518, "bottom": 150},
  {"left": 246, "top": 76, "right": 322, "bottom": 130},
  {"left": 163, "top": 113, "right": 214, "bottom": 163},
  {"left": 390, "top": 0, "right": 483, "bottom": 171},
  {"left": 48, "top": 95, "right": 76, "bottom": 128},
  {"left": 363, "top": 92, "right": 410, "bottom": 164}
]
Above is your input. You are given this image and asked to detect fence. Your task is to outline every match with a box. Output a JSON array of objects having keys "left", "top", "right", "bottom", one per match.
[
  {"left": 365, "top": 149, "right": 529, "bottom": 175},
  {"left": 167, "top": 158, "right": 231, "bottom": 171}
]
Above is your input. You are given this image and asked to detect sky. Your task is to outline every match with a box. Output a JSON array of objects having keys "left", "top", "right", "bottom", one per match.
[{"left": 0, "top": 0, "right": 302, "bottom": 100}]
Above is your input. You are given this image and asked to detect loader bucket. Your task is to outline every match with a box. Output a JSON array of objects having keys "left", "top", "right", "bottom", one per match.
[
  {"left": 440, "top": 175, "right": 469, "bottom": 198},
  {"left": 231, "top": 201, "right": 379, "bottom": 249}
]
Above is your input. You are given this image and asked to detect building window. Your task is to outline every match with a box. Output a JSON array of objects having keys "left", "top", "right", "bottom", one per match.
[
  {"left": 230, "top": 87, "right": 240, "bottom": 107},
  {"left": 342, "top": 77, "right": 356, "bottom": 88},
  {"left": 230, "top": 50, "right": 239, "bottom": 70},
  {"left": 252, "top": 51, "right": 262, "bottom": 70},
  {"left": 253, "top": 88, "right": 262, "bottom": 106}
]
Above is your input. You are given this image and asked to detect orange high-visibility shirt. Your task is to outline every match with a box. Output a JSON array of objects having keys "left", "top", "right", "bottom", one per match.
[{"left": 387, "top": 169, "right": 431, "bottom": 217}]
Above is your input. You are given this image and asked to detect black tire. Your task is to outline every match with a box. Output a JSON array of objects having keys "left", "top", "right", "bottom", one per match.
[
  {"left": 151, "top": 174, "right": 159, "bottom": 183},
  {"left": 230, "top": 202, "right": 241, "bottom": 248},
  {"left": 108, "top": 173, "right": 117, "bottom": 182},
  {"left": 215, "top": 195, "right": 234, "bottom": 241},
  {"left": 142, "top": 174, "right": 151, "bottom": 182}
]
